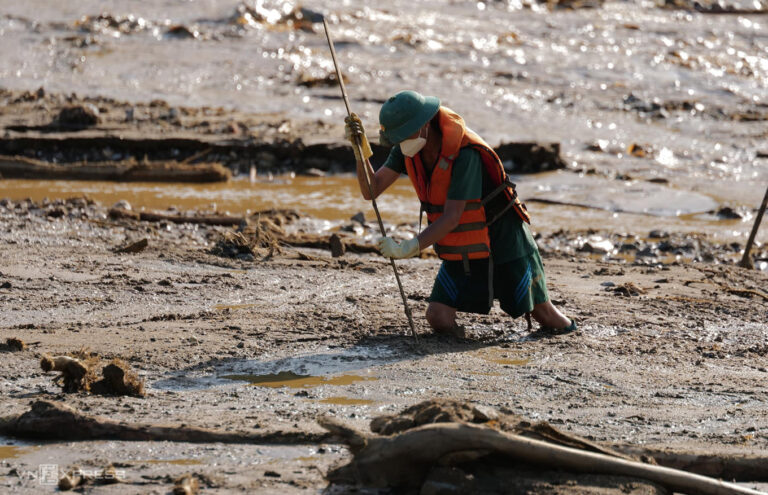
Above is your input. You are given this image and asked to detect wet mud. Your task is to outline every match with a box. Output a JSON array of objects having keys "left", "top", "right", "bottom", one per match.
[
  {"left": 1, "top": 0, "right": 768, "bottom": 492},
  {"left": 0, "top": 198, "right": 766, "bottom": 493}
]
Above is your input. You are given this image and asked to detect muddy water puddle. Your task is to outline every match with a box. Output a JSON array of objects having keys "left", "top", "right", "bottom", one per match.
[
  {"left": 222, "top": 370, "right": 377, "bottom": 389},
  {"left": 475, "top": 348, "right": 532, "bottom": 367},
  {"left": 0, "top": 444, "right": 37, "bottom": 460},
  {"left": 153, "top": 342, "right": 403, "bottom": 391}
]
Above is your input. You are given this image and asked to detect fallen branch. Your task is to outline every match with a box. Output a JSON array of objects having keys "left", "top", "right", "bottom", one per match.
[
  {"left": 319, "top": 417, "right": 763, "bottom": 495},
  {"left": 0, "top": 400, "right": 328, "bottom": 445},
  {"left": 621, "top": 447, "right": 768, "bottom": 482}
]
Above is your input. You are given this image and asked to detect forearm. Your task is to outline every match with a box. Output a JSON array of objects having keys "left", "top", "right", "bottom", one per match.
[
  {"left": 356, "top": 158, "right": 377, "bottom": 200},
  {"left": 416, "top": 213, "right": 460, "bottom": 250}
]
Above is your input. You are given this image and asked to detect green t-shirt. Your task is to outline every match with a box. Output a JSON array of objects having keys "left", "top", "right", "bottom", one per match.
[{"left": 383, "top": 146, "right": 536, "bottom": 264}]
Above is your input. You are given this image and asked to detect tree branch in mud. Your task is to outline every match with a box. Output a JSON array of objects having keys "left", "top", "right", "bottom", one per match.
[
  {"left": 0, "top": 400, "right": 329, "bottom": 445},
  {"left": 319, "top": 417, "right": 762, "bottom": 495}
]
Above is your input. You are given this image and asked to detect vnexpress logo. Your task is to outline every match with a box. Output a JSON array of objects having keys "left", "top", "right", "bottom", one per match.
[{"left": 38, "top": 464, "right": 60, "bottom": 486}]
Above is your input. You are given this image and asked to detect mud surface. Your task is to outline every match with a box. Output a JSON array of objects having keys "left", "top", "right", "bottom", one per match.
[{"left": 0, "top": 199, "right": 766, "bottom": 493}]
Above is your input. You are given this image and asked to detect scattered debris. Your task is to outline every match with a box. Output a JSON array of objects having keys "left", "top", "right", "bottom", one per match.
[
  {"left": 612, "top": 282, "right": 647, "bottom": 297},
  {"left": 115, "top": 238, "right": 148, "bottom": 254},
  {"left": 210, "top": 231, "right": 260, "bottom": 260}
]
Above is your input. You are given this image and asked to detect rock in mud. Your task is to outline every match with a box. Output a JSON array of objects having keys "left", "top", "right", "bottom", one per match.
[
  {"left": 329, "top": 233, "right": 345, "bottom": 258},
  {"left": 56, "top": 104, "right": 100, "bottom": 128},
  {"left": 579, "top": 236, "right": 614, "bottom": 254},
  {"left": 715, "top": 206, "right": 745, "bottom": 220},
  {"left": 350, "top": 212, "right": 366, "bottom": 225},
  {"left": 495, "top": 142, "right": 566, "bottom": 173}
]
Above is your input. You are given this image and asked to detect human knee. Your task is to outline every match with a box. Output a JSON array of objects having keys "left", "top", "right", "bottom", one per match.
[{"left": 426, "top": 305, "right": 455, "bottom": 331}]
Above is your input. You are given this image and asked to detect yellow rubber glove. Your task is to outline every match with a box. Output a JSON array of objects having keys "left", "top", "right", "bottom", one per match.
[
  {"left": 376, "top": 236, "right": 420, "bottom": 259},
  {"left": 344, "top": 113, "right": 373, "bottom": 163}
]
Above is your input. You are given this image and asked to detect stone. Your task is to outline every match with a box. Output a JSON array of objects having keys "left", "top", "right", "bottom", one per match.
[
  {"left": 56, "top": 104, "right": 100, "bottom": 128},
  {"left": 329, "top": 234, "right": 345, "bottom": 258}
]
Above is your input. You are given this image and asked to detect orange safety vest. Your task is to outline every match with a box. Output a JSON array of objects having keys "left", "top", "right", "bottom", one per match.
[{"left": 404, "top": 107, "right": 531, "bottom": 268}]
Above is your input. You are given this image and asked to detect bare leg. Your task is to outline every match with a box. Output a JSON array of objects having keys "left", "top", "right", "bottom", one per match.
[
  {"left": 530, "top": 300, "right": 571, "bottom": 329},
  {"left": 426, "top": 302, "right": 464, "bottom": 337}
]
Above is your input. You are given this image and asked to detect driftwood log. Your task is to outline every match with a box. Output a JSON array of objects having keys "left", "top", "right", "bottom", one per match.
[
  {"left": 0, "top": 155, "right": 231, "bottom": 182},
  {"left": 621, "top": 447, "right": 768, "bottom": 483},
  {"left": 319, "top": 417, "right": 764, "bottom": 495},
  {"left": 0, "top": 400, "right": 327, "bottom": 445}
]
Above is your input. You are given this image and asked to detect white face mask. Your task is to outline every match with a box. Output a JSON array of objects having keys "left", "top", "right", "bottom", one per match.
[{"left": 400, "top": 126, "right": 428, "bottom": 157}]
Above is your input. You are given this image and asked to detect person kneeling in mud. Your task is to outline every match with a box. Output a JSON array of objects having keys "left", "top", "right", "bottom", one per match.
[{"left": 345, "top": 90, "right": 576, "bottom": 338}]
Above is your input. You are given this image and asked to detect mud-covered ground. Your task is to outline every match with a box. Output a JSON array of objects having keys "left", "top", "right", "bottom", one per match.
[{"left": 0, "top": 198, "right": 766, "bottom": 493}]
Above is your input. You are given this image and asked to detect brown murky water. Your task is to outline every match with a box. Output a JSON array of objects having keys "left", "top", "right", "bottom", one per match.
[
  {"left": 0, "top": 175, "right": 758, "bottom": 245},
  {"left": 0, "top": 445, "right": 34, "bottom": 460},
  {"left": 2, "top": 0, "right": 767, "bottom": 248},
  {"left": 222, "top": 370, "right": 377, "bottom": 389}
]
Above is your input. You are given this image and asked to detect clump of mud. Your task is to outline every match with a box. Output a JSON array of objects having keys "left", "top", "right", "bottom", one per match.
[
  {"left": 40, "top": 350, "right": 145, "bottom": 396},
  {"left": 1, "top": 337, "right": 27, "bottom": 352}
]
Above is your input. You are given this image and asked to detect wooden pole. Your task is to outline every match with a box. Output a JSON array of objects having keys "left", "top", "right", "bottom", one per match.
[
  {"left": 739, "top": 185, "right": 768, "bottom": 269},
  {"left": 322, "top": 19, "right": 419, "bottom": 343}
]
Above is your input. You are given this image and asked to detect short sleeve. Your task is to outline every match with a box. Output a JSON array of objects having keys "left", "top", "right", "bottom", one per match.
[
  {"left": 447, "top": 148, "right": 482, "bottom": 200},
  {"left": 382, "top": 146, "right": 406, "bottom": 175}
]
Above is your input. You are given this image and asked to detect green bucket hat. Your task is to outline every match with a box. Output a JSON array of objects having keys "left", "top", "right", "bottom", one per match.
[{"left": 379, "top": 90, "right": 440, "bottom": 145}]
